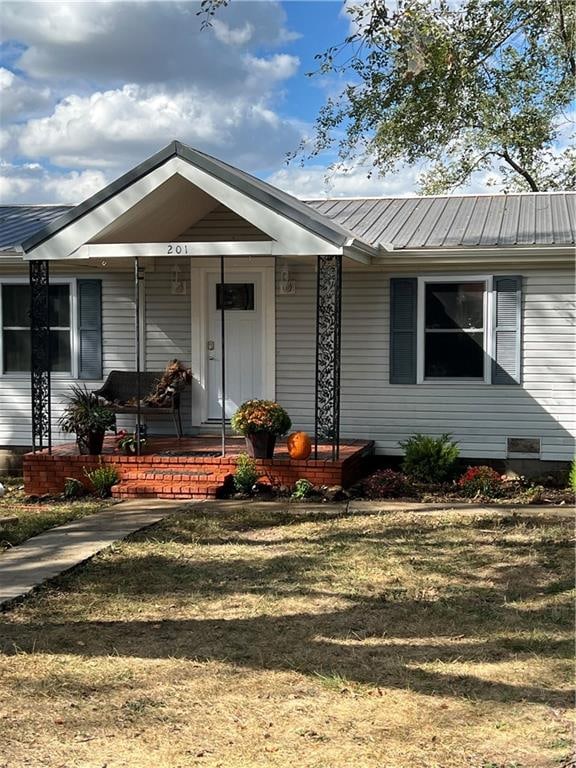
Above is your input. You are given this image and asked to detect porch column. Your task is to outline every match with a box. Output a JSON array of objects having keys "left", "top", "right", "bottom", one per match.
[
  {"left": 30, "top": 260, "right": 51, "bottom": 453},
  {"left": 314, "top": 253, "right": 342, "bottom": 460}
]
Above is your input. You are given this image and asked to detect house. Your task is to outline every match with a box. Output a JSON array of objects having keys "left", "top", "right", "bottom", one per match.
[{"left": 0, "top": 141, "right": 574, "bottom": 492}]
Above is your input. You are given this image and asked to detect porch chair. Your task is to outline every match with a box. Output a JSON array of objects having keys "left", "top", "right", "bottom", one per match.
[{"left": 93, "top": 371, "right": 186, "bottom": 438}]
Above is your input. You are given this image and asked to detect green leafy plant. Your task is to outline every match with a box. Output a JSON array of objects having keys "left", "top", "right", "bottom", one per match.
[
  {"left": 84, "top": 463, "right": 120, "bottom": 498},
  {"left": 231, "top": 400, "right": 291, "bottom": 436},
  {"left": 63, "top": 477, "right": 84, "bottom": 500},
  {"left": 292, "top": 478, "right": 314, "bottom": 500},
  {"left": 400, "top": 433, "right": 460, "bottom": 484},
  {"left": 233, "top": 453, "right": 259, "bottom": 494},
  {"left": 458, "top": 466, "right": 503, "bottom": 498},
  {"left": 115, "top": 430, "right": 146, "bottom": 455},
  {"left": 570, "top": 459, "right": 576, "bottom": 492}
]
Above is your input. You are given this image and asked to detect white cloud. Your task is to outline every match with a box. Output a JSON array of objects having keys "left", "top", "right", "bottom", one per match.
[
  {"left": 1, "top": 0, "right": 304, "bottom": 203},
  {"left": 18, "top": 82, "right": 303, "bottom": 171},
  {"left": 0, "top": 67, "right": 52, "bottom": 119},
  {"left": 267, "top": 162, "right": 422, "bottom": 198},
  {"left": 212, "top": 19, "right": 254, "bottom": 46},
  {"left": 0, "top": 162, "right": 107, "bottom": 204}
]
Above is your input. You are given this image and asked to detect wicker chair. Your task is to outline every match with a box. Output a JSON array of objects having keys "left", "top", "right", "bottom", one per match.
[{"left": 93, "top": 371, "right": 185, "bottom": 438}]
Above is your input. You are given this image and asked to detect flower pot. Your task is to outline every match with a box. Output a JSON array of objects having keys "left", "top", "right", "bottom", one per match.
[
  {"left": 245, "top": 432, "right": 276, "bottom": 459},
  {"left": 77, "top": 429, "right": 105, "bottom": 455}
]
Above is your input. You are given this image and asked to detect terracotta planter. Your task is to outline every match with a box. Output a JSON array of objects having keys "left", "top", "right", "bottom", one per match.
[
  {"left": 77, "top": 429, "right": 105, "bottom": 455},
  {"left": 245, "top": 432, "right": 276, "bottom": 459}
]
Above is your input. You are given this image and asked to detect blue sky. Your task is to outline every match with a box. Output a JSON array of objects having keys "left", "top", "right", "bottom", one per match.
[{"left": 0, "top": 1, "right": 494, "bottom": 203}]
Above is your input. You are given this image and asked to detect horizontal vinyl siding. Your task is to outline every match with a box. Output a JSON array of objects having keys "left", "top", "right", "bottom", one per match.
[
  {"left": 275, "top": 264, "right": 576, "bottom": 462},
  {"left": 144, "top": 258, "right": 192, "bottom": 432},
  {"left": 0, "top": 265, "right": 134, "bottom": 447}
]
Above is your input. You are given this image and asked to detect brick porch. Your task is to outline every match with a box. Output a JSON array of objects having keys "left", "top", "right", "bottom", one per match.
[{"left": 23, "top": 436, "right": 374, "bottom": 499}]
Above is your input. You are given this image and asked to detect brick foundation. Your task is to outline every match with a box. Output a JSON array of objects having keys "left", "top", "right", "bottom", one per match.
[{"left": 23, "top": 437, "right": 374, "bottom": 500}]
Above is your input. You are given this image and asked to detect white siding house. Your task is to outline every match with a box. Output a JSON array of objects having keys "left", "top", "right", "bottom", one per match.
[{"left": 1, "top": 142, "right": 574, "bottom": 466}]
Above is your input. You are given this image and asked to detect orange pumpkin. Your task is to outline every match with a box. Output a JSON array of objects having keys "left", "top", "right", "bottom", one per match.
[{"left": 287, "top": 431, "right": 312, "bottom": 460}]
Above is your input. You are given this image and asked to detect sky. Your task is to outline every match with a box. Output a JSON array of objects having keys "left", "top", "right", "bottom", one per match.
[{"left": 0, "top": 0, "right": 505, "bottom": 204}]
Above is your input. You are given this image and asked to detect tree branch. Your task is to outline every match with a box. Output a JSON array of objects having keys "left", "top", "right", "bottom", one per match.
[
  {"left": 556, "top": 0, "right": 576, "bottom": 77},
  {"left": 498, "top": 149, "right": 540, "bottom": 191}
]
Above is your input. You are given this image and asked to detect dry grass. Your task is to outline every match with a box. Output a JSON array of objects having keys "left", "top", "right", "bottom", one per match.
[
  {"left": 0, "top": 476, "right": 112, "bottom": 550},
  {"left": 0, "top": 502, "right": 574, "bottom": 768}
]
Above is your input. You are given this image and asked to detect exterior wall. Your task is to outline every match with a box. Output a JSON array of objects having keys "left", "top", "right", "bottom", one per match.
[
  {"left": 2, "top": 257, "right": 575, "bottom": 464},
  {"left": 276, "top": 262, "right": 576, "bottom": 462},
  {"left": 144, "top": 257, "right": 192, "bottom": 432},
  {"left": 0, "top": 262, "right": 135, "bottom": 448}
]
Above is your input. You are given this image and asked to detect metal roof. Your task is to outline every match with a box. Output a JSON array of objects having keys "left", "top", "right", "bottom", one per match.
[
  {"left": 1, "top": 158, "right": 574, "bottom": 255},
  {"left": 0, "top": 205, "right": 72, "bottom": 252},
  {"left": 305, "top": 193, "right": 576, "bottom": 249}
]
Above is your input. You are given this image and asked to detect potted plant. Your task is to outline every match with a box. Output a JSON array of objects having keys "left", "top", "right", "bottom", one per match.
[
  {"left": 231, "top": 399, "right": 291, "bottom": 459},
  {"left": 59, "top": 385, "right": 116, "bottom": 455}
]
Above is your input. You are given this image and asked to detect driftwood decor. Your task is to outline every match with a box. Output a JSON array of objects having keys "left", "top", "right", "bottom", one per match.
[{"left": 143, "top": 359, "right": 193, "bottom": 407}]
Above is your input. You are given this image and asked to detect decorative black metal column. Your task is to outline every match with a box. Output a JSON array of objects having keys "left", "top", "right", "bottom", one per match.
[
  {"left": 134, "top": 257, "right": 144, "bottom": 455},
  {"left": 30, "top": 260, "right": 51, "bottom": 453},
  {"left": 314, "top": 253, "right": 342, "bottom": 460},
  {"left": 220, "top": 254, "right": 226, "bottom": 457}
]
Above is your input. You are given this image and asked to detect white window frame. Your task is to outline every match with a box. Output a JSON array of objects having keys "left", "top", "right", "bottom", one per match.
[
  {"left": 0, "top": 277, "right": 78, "bottom": 379},
  {"left": 417, "top": 275, "right": 493, "bottom": 385}
]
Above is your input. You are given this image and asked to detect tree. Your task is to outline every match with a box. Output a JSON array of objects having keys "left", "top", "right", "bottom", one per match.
[{"left": 200, "top": 0, "right": 575, "bottom": 192}]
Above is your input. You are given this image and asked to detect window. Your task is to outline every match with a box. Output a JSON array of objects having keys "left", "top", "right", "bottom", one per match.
[
  {"left": 1, "top": 282, "right": 73, "bottom": 374},
  {"left": 216, "top": 283, "right": 255, "bottom": 311},
  {"left": 422, "top": 279, "right": 488, "bottom": 380}
]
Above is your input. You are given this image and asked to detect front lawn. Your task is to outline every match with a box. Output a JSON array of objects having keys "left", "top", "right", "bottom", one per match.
[
  {"left": 0, "top": 503, "right": 573, "bottom": 767},
  {"left": 0, "top": 476, "right": 112, "bottom": 550}
]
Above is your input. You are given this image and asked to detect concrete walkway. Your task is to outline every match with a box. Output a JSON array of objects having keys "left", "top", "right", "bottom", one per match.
[
  {"left": 1, "top": 497, "right": 572, "bottom": 610},
  {"left": 0, "top": 499, "right": 184, "bottom": 608}
]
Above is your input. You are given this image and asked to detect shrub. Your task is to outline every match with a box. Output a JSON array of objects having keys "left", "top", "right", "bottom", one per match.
[
  {"left": 63, "top": 477, "right": 84, "bottom": 500},
  {"left": 570, "top": 459, "right": 576, "bottom": 492},
  {"left": 84, "top": 464, "right": 120, "bottom": 498},
  {"left": 458, "top": 465, "right": 503, "bottom": 498},
  {"left": 362, "top": 468, "right": 410, "bottom": 499},
  {"left": 233, "top": 453, "right": 259, "bottom": 493},
  {"left": 400, "top": 433, "right": 460, "bottom": 484},
  {"left": 292, "top": 478, "right": 314, "bottom": 500},
  {"left": 231, "top": 400, "right": 291, "bottom": 436}
]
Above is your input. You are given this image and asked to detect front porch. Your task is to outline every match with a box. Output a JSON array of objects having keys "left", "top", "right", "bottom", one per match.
[{"left": 23, "top": 437, "right": 375, "bottom": 499}]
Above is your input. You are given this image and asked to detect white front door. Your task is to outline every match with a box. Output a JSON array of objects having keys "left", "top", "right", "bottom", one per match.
[{"left": 207, "top": 272, "right": 264, "bottom": 420}]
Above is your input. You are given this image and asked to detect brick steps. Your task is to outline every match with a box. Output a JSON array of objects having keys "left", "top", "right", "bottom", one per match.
[
  {"left": 111, "top": 465, "right": 231, "bottom": 499},
  {"left": 112, "top": 481, "right": 221, "bottom": 499}
]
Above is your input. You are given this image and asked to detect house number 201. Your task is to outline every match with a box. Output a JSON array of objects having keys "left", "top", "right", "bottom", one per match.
[{"left": 166, "top": 244, "right": 188, "bottom": 255}]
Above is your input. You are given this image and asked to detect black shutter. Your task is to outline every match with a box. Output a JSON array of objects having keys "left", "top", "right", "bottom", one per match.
[
  {"left": 492, "top": 275, "right": 522, "bottom": 385},
  {"left": 77, "top": 279, "right": 102, "bottom": 380},
  {"left": 390, "top": 277, "right": 417, "bottom": 384}
]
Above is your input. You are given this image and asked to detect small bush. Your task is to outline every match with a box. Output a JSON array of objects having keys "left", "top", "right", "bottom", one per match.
[
  {"left": 400, "top": 433, "right": 460, "bottom": 484},
  {"left": 292, "top": 478, "right": 314, "bottom": 500},
  {"left": 458, "top": 465, "right": 503, "bottom": 498},
  {"left": 570, "top": 459, "right": 576, "bottom": 492},
  {"left": 234, "top": 453, "right": 258, "bottom": 493},
  {"left": 63, "top": 477, "right": 84, "bottom": 500},
  {"left": 362, "top": 469, "right": 410, "bottom": 499},
  {"left": 84, "top": 464, "right": 120, "bottom": 498}
]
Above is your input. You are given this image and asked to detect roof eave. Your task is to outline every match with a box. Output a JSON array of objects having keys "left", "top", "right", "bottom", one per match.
[{"left": 371, "top": 244, "right": 575, "bottom": 266}]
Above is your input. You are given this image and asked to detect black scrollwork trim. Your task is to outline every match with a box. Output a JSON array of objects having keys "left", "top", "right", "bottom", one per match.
[
  {"left": 314, "top": 253, "right": 342, "bottom": 460},
  {"left": 30, "top": 260, "right": 51, "bottom": 452}
]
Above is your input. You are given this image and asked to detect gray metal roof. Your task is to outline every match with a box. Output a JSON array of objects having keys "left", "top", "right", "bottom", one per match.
[
  {"left": 0, "top": 205, "right": 72, "bottom": 252},
  {"left": 305, "top": 193, "right": 576, "bottom": 249},
  {"left": 1, "top": 158, "right": 574, "bottom": 255}
]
